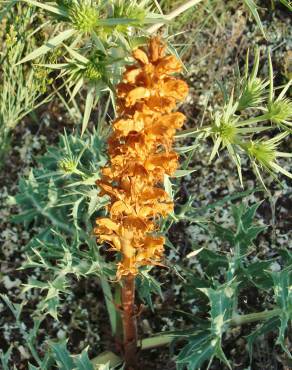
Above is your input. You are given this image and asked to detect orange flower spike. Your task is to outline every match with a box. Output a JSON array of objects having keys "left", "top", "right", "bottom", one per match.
[{"left": 95, "top": 37, "right": 189, "bottom": 278}]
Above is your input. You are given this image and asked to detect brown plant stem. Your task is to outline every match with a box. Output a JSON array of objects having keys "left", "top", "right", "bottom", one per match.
[{"left": 121, "top": 274, "right": 138, "bottom": 369}]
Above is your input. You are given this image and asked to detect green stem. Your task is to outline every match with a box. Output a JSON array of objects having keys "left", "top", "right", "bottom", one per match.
[
  {"left": 141, "top": 308, "right": 282, "bottom": 350},
  {"left": 229, "top": 308, "right": 281, "bottom": 326}
]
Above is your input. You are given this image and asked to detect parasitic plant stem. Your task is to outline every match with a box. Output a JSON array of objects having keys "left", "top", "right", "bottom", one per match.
[{"left": 121, "top": 274, "right": 138, "bottom": 368}]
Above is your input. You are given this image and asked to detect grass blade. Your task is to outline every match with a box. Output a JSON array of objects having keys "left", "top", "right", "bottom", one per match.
[{"left": 243, "top": 0, "right": 266, "bottom": 39}]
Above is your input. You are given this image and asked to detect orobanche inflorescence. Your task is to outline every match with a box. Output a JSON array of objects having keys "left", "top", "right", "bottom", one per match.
[{"left": 94, "top": 37, "right": 189, "bottom": 279}]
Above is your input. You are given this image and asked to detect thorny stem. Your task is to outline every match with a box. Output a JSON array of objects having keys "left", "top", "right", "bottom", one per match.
[
  {"left": 121, "top": 274, "right": 138, "bottom": 369},
  {"left": 147, "top": 0, "right": 204, "bottom": 34}
]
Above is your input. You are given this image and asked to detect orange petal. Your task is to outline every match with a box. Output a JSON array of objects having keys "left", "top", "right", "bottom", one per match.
[
  {"left": 124, "top": 67, "right": 142, "bottom": 84},
  {"left": 156, "top": 55, "right": 182, "bottom": 75},
  {"left": 126, "top": 87, "right": 150, "bottom": 106},
  {"left": 160, "top": 79, "right": 189, "bottom": 100},
  {"left": 114, "top": 118, "right": 144, "bottom": 136},
  {"left": 95, "top": 218, "right": 119, "bottom": 232},
  {"left": 133, "top": 48, "right": 149, "bottom": 65}
]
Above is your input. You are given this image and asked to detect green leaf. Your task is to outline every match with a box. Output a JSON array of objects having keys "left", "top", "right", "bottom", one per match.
[
  {"left": 0, "top": 0, "right": 17, "bottom": 22},
  {"left": 176, "top": 281, "right": 235, "bottom": 369},
  {"left": 51, "top": 342, "right": 75, "bottom": 370},
  {"left": 98, "top": 17, "right": 140, "bottom": 26},
  {"left": 243, "top": 0, "right": 266, "bottom": 38},
  {"left": 137, "top": 270, "right": 163, "bottom": 311},
  {"left": 175, "top": 331, "right": 215, "bottom": 370},
  {"left": 246, "top": 317, "right": 280, "bottom": 362},
  {"left": 271, "top": 269, "right": 292, "bottom": 356},
  {"left": 199, "top": 281, "right": 237, "bottom": 337},
  {"left": 231, "top": 202, "right": 266, "bottom": 256},
  {"left": 0, "top": 346, "right": 13, "bottom": 370},
  {"left": 74, "top": 348, "right": 94, "bottom": 370},
  {"left": 243, "top": 261, "right": 273, "bottom": 290},
  {"left": 28, "top": 364, "right": 40, "bottom": 370},
  {"left": 173, "top": 169, "right": 196, "bottom": 178},
  {"left": 82, "top": 85, "right": 97, "bottom": 137},
  {"left": 23, "top": 0, "right": 68, "bottom": 16},
  {"left": 279, "top": 0, "right": 292, "bottom": 10},
  {"left": 17, "top": 29, "right": 76, "bottom": 65},
  {"left": 279, "top": 249, "right": 292, "bottom": 266},
  {"left": 100, "top": 278, "right": 117, "bottom": 337},
  {"left": 198, "top": 250, "right": 228, "bottom": 276}
]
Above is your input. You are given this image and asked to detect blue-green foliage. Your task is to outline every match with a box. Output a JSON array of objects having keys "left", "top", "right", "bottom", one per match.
[
  {"left": 0, "top": 294, "right": 94, "bottom": 370},
  {"left": 174, "top": 202, "right": 292, "bottom": 369},
  {"left": 13, "top": 129, "right": 116, "bottom": 319}
]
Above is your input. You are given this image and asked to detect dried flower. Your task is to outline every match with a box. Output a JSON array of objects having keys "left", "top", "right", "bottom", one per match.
[{"left": 94, "top": 37, "right": 188, "bottom": 278}]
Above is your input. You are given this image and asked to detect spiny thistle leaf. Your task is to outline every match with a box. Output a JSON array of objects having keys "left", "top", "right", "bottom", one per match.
[
  {"left": 271, "top": 269, "right": 292, "bottom": 357},
  {"left": 176, "top": 280, "right": 237, "bottom": 370},
  {"left": 246, "top": 316, "right": 280, "bottom": 362}
]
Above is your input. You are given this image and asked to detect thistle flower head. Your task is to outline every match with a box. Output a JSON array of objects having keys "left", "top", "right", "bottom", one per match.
[
  {"left": 112, "top": 0, "right": 149, "bottom": 24},
  {"left": 245, "top": 140, "right": 276, "bottom": 167},
  {"left": 84, "top": 61, "right": 103, "bottom": 81},
  {"left": 238, "top": 77, "right": 266, "bottom": 111},
  {"left": 208, "top": 95, "right": 241, "bottom": 163},
  {"left": 212, "top": 112, "right": 239, "bottom": 146},
  {"left": 58, "top": 156, "right": 78, "bottom": 174},
  {"left": 68, "top": 1, "right": 99, "bottom": 33},
  {"left": 94, "top": 37, "right": 188, "bottom": 278},
  {"left": 244, "top": 132, "right": 292, "bottom": 183},
  {"left": 268, "top": 98, "right": 292, "bottom": 127}
]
